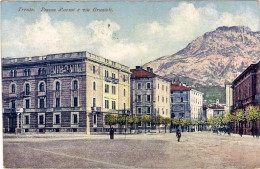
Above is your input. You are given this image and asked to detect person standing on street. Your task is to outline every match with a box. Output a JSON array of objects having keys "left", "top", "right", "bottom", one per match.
[
  {"left": 110, "top": 127, "right": 114, "bottom": 139},
  {"left": 176, "top": 128, "right": 181, "bottom": 142}
]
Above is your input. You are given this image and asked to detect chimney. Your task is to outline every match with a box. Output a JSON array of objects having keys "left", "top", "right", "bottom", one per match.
[
  {"left": 136, "top": 66, "right": 141, "bottom": 70},
  {"left": 146, "top": 67, "right": 153, "bottom": 73}
]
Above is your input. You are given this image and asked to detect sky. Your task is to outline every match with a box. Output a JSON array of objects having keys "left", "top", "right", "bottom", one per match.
[{"left": 1, "top": 1, "right": 259, "bottom": 68}]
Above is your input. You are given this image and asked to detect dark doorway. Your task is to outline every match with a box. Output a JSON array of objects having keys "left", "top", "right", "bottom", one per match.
[{"left": 8, "top": 114, "right": 16, "bottom": 133}]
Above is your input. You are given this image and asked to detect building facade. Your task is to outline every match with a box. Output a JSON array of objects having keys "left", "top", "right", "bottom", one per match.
[
  {"left": 170, "top": 82, "right": 204, "bottom": 121},
  {"left": 190, "top": 89, "right": 204, "bottom": 121},
  {"left": 130, "top": 66, "right": 171, "bottom": 130},
  {"left": 232, "top": 61, "right": 260, "bottom": 111},
  {"left": 170, "top": 83, "right": 191, "bottom": 119},
  {"left": 206, "top": 100, "right": 225, "bottom": 119},
  {"left": 2, "top": 51, "right": 131, "bottom": 134},
  {"left": 225, "top": 83, "right": 233, "bottom": 113},
  {"left": 232, "top": 61, "right": 260, "bottom": 134}
]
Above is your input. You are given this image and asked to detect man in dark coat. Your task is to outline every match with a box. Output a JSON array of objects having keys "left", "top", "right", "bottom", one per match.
[
  {"left": 239, "top": 128, "right": 243, "bottom": 137},
  {"left": 110, "top": 127, "right": 114, "bottom": 139},
  {"left": 255, "top": 127, "right": 259, "bottom": 138},
  {"left": 176, "top": 128, "right": 181, "bottom": 142}
]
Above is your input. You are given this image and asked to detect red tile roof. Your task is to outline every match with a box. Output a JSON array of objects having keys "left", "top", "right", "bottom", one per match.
[
  {"left": 208, "top": 104, "right": 224, "bottom": 109},
  {"left": 131, "top": 68, "right": 156, "bottom": 78},
  {"left": 170, "top": 84, "right": 190, "bottom": 91}
]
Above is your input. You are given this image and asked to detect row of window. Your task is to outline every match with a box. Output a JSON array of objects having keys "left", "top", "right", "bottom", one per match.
[
  {"left": 104, "top": 84, "right": 126, "bottom": 96},
  {"left": 9, "top": 80, "right": 79, "bottom": 94},
  {"left": 10, "top": 96, "right": 78, "bottom": 109},
  {"left": 10, "top": 68, "right": 47, "bottom": 77},
  {"left": 136, "top": 95, "right": 169, "bottom": 103},
  {"left": 171, "top": 97, "right": 184, "bottom": 103},
  {"left": 93, "top": 66, "right": 128, "bottom": 82},
  {"left": 137, "top": 82, "right": 169, "bottom": 92},
  {"left": 23, "top": 112, "right": 79, "bottom": 126},
  {"left": 136, "top": 107, "right": 169, "bottom": 115}
]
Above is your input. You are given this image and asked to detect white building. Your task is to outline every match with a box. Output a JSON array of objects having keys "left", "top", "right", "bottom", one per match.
[
  {"left": 190, "top": 89, "right": 204, "bottom": 121},
  {"left": 225, "top": 83, "right": 233, "bottom": 113}
]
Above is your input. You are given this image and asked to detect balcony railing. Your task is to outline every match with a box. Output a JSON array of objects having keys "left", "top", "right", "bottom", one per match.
[
  {"left": 22, "top": 91, "right": 31, "bottom": 97},
  {"left": 105, "top": 77, "right": 119, "bottom": 84},
  {"left": 91, "top": 107, "right": 101, "bottom": 112}
]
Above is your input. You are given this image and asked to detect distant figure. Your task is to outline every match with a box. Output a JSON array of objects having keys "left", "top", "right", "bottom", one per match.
[
  {"left": 227, "top": 127, "right": 231, "bottom": 136},
  {"left": 255, "top": 127, "right": 259, "bottom": 138},
  {"left": 176, "top": 129, "right": 181, "bottom": 142},
  {"left": 110, "top": 127, "right": 114, "bottom": 139},
  {"left": 239, "top": 128, "right": 243, "bottom": 137},
  {"left": 250, "top": 127, "right": 255, "bottom": 137}
]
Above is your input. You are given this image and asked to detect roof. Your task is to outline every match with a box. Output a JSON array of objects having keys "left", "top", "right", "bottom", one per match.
[
  {"left": 208, "top": 104, "right": 224, "bottom": 109},
  {"left": 232, "top": 61, "right": 260, "bottom": 85},
  {"left": 130, "top": 68, "right": 156, "bottom": 78},
  {"left": 170, "top": 84, "right": 190, "bottom": 91}
]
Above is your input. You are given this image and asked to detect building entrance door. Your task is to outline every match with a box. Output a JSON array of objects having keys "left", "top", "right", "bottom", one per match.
[{"left": 8, "top": 114, "right": 16, "bottom": 133}]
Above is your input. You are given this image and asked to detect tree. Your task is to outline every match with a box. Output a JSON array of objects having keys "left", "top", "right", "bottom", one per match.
[
  {"left": 162, "top": 117, "right": 171, "bottom": 133},
  {"left": 128, "top": 115, "right": 139, "bottom": 134},
  {"left": 155, "top": 115, "right": 163, "bottom": 133},
  {"left": 173, "top": 117, "right": 180, "bottom": 129},
  {"left": 104, "top": 114, "right": 118, "bottom": 130},
  {"left": 234, "top": 109, "right": 246, "bottom": 134},
  {"left": 142, "top": 115, "right": 151, "bottom": 134},
  {"left": 246, "top": 106, "right": 260, "bottom": 130},
  {"left": 223, "top": 112, "right": 234, "bottom": 125}
]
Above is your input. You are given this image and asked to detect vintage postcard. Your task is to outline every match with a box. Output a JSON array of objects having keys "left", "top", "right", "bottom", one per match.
[{"left": 1, "top": 1, "right": 260, "bottom": 168}]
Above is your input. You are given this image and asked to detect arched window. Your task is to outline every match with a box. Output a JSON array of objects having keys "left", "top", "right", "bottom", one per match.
[
  {"left": 93, "top": 81, "right": 96, "bottom": 90},
  {"left": 39, "top": 82, "right": 45, "bottom": 92},
  {"left": 25, "top": 83, "right": 30, "bottom": 95},
  {"left": 11, "top": 84, "right": 16, "bottom": 93},
  {"left": 56, "top": 81, "right": 60, "bottom": 91},
  {"left": 124, "top": 88, "right": 126, "bottom": 97},
  {"left": 73, "top": 80, "right": 78, "bottom": 90}
]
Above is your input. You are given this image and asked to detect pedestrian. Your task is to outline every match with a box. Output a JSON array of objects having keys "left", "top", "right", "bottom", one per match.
[
  {"left": 110, "top": 127, "right": 114, "bottom": 139},
  {"left": 239, "top": 128, "right": 243, "bottom": 137},
  {"left": 250, "top": 127, "right": 255, "bottom": 138},
  {"left": 176, "top": 128, "right": 181, "bottom": 142},
  {"left": 255, "top": 127, "right": 259, "bottom": 138}
]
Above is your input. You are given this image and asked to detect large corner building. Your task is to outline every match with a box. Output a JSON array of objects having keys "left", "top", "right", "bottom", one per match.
[{"left": 2, "top": 51, "right": 131, "bottom": 133}]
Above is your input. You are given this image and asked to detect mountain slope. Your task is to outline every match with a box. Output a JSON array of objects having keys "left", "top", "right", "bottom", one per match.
[{"left": 144, "top": 26, "right": 260, "bottom": 86}]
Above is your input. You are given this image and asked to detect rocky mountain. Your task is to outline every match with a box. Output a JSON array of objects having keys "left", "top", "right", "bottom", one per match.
[{"left": 144, "top": 26, "right": 260, "bottom": 87}]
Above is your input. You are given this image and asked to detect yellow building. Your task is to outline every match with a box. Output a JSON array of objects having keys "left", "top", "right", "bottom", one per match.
[{"left": 85, "top": 52, "right": 131, "bottom": 133}]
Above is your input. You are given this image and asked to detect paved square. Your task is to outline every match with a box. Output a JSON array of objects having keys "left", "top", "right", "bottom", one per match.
[{"left": 3, "top": 132, "right": 260, "bottom": 168}]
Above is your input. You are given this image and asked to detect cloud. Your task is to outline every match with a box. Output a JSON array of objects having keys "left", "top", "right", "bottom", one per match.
[
  {"left": 2, "top": 13, "right": 148, "bottom": 67},
  {"left": 2, "top": 2, "right": 259, "bottom": 68},
  {"left": 136, "top": 2, "right": 259, "bottom": 63}
]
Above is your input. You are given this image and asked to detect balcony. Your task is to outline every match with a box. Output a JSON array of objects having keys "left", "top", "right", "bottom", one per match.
[
  {"left": 22, "top": 91, "right": 31, "bottom": 97},
  {"left": 105, "top": 77, "right": 112, "bottom": 82},
  {"left": 37, "top": 91, "right": 46, "bottom": 97},
  {"left": 112, "top": 78, "right": 119, "bottom": 84},
  {"left": 8, "top": 93, "right": 17, "bottom": 98},
  {"left": 105, "top": 77, "right": 119, "bottom": 84},
  {"left": 3, "top": 108, "right": 16, "bottom": 114},
  {"left": 91, "top": 107, "right": 101, "bottom": 112}
]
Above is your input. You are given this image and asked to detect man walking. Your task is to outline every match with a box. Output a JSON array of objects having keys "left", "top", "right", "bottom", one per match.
[
  {"left": 110, "top": 127, "right": 114, "bottom": 139},
  {"left": 176, "top": 128, "right": 181, "bottom": 142}
]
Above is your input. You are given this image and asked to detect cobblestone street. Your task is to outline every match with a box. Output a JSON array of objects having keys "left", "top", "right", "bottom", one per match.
[{"left": 3, "top": 132, "right": 260, "bottom": 169}]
